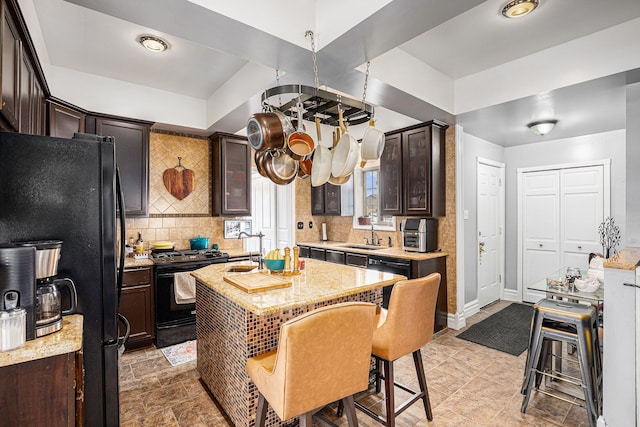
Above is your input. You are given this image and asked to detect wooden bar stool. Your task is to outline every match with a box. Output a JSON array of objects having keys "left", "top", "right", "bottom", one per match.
[
  {"left": 246, "top": 302, "right": 376, "bottom": 427},
  {"left": 521, "top": 299, "right": 602, "bottom": 427},
  {"left": 353, "top": 273, "right": 441, "bottom": 427}
]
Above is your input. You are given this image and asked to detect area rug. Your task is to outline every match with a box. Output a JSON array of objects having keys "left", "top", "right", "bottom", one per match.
[
  {"left": 456, "top": 303, "right": 534, "bottom": 356},
  {"left": 161, "top": 340, "right": 197, "bottom": 367}
]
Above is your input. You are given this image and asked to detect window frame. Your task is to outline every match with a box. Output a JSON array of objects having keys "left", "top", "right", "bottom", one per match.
[{"left": 351, "top": 160, "right": 396, "bottom": 232}]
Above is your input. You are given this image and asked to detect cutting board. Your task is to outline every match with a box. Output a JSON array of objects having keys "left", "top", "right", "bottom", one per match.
[
  {"left": 223, "top": 272, "right": 292, "bottom": 293},
  {"left": 163, "top": 167, "right": 195, "bottom": 200}
]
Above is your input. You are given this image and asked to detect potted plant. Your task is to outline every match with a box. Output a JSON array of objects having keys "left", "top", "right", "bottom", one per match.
[
  {"left": 598, "top": 216, "right": 621, "bottom": 258},
  {"left": 357, "top": 215, "right": 371, "bottom": 226}
]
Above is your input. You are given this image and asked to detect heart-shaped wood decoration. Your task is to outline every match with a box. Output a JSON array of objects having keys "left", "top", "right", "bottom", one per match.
[{"left": 163, "top": 157, "right": 195, "bottom": 200}]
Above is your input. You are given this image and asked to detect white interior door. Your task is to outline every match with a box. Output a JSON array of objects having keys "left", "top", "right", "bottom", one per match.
[
  {"left": 248, "top": 172, "right": 275, "bottom": 254},
  {"left": 560, "top": 166, "right": 604, "bottom": 269},
  {"left": 248, "top": 172, "right": 296, "bottom": 255},
  {"left": 522, "top": 170, "right": 560, "bottom": 303},
  {"left": 477, "top": 160, "right": 504, "bottom": 307},
  {"left": 519, "top": 161, "right": 608, "bottom": 303}
]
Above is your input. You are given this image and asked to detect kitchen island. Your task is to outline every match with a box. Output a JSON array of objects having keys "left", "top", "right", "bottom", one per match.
[{"left": 191, "top": 259, "right": 406, "bottom": 427}]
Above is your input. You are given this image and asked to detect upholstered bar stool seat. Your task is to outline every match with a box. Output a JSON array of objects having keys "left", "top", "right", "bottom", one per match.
[
  {"left": 355, "top": 273, "right": 441, "bottom": 427},
  {"left": 247, "top": 302, "right": 376, "bottom": 427}
]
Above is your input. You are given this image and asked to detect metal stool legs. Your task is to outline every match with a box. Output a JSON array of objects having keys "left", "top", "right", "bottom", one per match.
[{"left": 521, "top": 300, "right": 601, "bottom": 427}]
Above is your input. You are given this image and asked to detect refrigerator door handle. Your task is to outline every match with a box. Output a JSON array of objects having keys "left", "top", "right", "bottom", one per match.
[{"left": 116, "top": 167, "right": 126, "bottom": 302}]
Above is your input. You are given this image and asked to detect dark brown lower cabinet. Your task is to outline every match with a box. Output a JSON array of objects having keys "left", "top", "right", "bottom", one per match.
[
  {"left": 346, "top": 252, "right": 368, "bottom": 267},
  {"left": 325, "top": 249, "right": 345, "bottom": 264},
  {"left": 298, "top": 246, "right": 310, "bottom": 258},
  {"left": 309, "top": 248, "right": 325, "bottom": 261},
  {"left": 0, "top": 351, "right": 83, "bottom": 426},
  {"left": 120, "top": 267, "right": 155, "bottom": 350},
  {"left": 413, "top": 256, "right": 448, "bottom": 332}
]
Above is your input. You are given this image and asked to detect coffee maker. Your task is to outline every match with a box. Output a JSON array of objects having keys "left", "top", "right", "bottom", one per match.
[
  {"left": 13, "top": 240, "right": 77, "bottom": 337},
  {"left": 0, "top": 244, "right": 37, "bottom": 340}
]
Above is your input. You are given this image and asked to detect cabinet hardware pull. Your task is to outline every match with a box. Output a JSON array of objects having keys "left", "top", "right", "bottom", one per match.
[
  {"left": 539, "top": 244, "right": 543, "bottom": 247},
  {"left": 578, "top": 246, "right": 582, "bottom": 249},
  {"left": 623, "top": 283, "right": 640, "bottom": 289}
]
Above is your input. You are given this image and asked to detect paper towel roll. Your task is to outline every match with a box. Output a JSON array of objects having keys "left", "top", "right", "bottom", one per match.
[{"left": 322, "top": 223, "right": 327, "bottom": 241}]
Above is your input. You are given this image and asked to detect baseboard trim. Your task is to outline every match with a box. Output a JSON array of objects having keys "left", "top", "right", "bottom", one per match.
[
  {"left": 447, "top": 312, "right": 466, "bottom": 330},
  {"left": 502, "top": 288, "right": 520, "bottom": 302},
  {"left": 464, "top": 299, "right": 480, "bottom": 318}
]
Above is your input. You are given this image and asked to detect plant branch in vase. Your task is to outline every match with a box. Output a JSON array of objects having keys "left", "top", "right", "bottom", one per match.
[{"left": 598, "top": 216, "right": 621, "bottom": 258}]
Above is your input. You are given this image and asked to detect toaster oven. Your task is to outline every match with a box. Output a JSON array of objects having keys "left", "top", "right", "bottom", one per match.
[{"left": 401, "top": 218, "right": 438, "bottom": 252}]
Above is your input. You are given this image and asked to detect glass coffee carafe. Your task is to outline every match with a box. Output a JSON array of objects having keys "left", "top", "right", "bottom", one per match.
[{"left": 35, "top": 278, "right": 77, "bottom": 337}]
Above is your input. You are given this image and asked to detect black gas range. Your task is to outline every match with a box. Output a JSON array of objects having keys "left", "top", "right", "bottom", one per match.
[
  {"left": 151, "top": 248, "right": 229, "bottom": 348},
  {"left": 151, "top": 248, "right": 229, "bottom": 266}
]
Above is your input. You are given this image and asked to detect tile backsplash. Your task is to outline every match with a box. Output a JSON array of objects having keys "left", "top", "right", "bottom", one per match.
[{"left": 123, "top": 131, "right": 242, "bottom": 251}]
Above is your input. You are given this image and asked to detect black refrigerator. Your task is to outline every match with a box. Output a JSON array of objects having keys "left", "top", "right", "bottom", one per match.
[{"left": 0, "top": 131, "right": 126, "bottom": 426}]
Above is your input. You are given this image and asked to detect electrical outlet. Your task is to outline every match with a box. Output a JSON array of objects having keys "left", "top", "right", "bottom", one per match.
[
  {"left": 297, "top": 222, "right": 303, "bottom": 230},
  {"left": 308, "top": 221, "right": 313, "bottom": 229}
]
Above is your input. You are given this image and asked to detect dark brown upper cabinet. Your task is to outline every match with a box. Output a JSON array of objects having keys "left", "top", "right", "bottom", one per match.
[
  {"left": 48, "top": 99, "right": 85, "bottom": 138},
  {"left": 89, "top": 116, "right": 150, "bottom": 217},
  {"left": 311, "top": 182, "right": 341, "bottom": 215},
  {"left": 1, "top": 0, "right": 48, "bottom": 134},
  {"left": 210, "top": 132, "right": 251, "bottom": 216},
  {"left": 379, "top": 121, "right": 448, "bottom": 217},
  {"left": 1, "top": 1, "right": 21, "bottom": 130}
]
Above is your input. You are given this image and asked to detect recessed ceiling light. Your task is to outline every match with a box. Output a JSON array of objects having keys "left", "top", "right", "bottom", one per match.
[
  {"left": 138, "top": 35, "right": 168, "bottom": 53},
  {"left": 527, "top": 119, "right": 557, "bottom": 136},
  {"left": 502, "top": 0, "right": 539, "bottom": 18}
]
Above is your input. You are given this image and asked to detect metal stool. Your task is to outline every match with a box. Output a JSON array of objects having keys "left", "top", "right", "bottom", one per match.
[{"left": 521, "top": 299, "right": 602, "bottom": 427}]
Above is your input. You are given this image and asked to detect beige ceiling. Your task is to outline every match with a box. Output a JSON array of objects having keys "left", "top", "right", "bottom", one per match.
[{"left": 18, "top": 0, "right": 640, "bottom": 145}]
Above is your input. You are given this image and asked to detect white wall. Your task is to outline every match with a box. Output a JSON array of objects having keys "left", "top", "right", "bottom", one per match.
[
  {"left": 626, "top": 83, "right": 640, "bottom": 246},
  {"left": 461, "top": 132, "right": 505, "bottom": 304},
  {"left": 503, "top": 130, "right": 627, "bottom": 291}
]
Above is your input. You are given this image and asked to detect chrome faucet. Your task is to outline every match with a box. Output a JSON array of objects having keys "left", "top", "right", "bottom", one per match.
[
  {"left": 238, "top": 231, "right": 265, "bottom": 270},
  {"left": 364, "top": 224, "right": 381, "bottom": 246}
]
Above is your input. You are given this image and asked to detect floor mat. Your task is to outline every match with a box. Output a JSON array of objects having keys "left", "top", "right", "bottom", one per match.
[
  {"left": 456, "top": 303, "right": 533, "bottom": 356},
  {"left": 161, "top": 340, "right": 197, "bottom": 366}
]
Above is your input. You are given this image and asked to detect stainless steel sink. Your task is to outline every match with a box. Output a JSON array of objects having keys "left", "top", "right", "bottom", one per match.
[{"left": 341, "top": 244, "right": 385, "bottom": 251}]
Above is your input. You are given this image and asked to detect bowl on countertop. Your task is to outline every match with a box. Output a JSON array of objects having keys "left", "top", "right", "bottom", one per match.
[
  {"left": 263, "top": 259, "right": 285, "bottom": 271},
  {"left": 574, "top": 278, "right": 601, "bottom": 293}
]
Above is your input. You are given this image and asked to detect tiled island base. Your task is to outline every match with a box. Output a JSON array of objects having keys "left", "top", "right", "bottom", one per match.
[{"left": 196, "top": 281, "right": 381, "bottom": 427}]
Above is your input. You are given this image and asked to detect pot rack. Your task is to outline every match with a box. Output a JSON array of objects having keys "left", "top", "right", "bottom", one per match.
[{"left": 261, "top": 84, "right": 375, "bottom": 127}]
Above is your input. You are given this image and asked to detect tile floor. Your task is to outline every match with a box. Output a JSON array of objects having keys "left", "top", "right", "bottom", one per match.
[{"left": 118, "top": 301, "right": 591, "bottom": 426}]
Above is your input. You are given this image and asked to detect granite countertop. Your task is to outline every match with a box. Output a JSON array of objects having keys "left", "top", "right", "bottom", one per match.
[
  {"left": 123, "top": 257, "right": 154, "bottom": 268},
  {"left": 297, "top": 240, "right": 448, "bottom": 260},
  {"left": 0, "top": 314, "right": 83, "bottom": 368},
  {"left": 192, "top": 259, "right": 406, "bottom": 315},
  {"left": 603, "top": 247, "right": 640, "bottom": 270}
]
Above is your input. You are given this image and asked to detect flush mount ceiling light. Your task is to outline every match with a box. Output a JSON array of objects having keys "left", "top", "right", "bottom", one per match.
[
  {"left": 527, "top": 119, "right": 557, "bottom": 136},
  {"left": 502, "top": 0, "right": 539, "bottom": 18},
  {"left": 138, "top": 35, "right": 168, "bottom": 53}
]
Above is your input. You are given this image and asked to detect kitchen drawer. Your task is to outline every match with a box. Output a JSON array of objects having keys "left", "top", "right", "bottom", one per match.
[
  {"left": 325, "top": 249, "right": 345, "bottom": 264},
  {"left": 346, "top": 252, "right": 367, "bottom": 267},
  {"left": 298, "top": 246, "right": 310, "bottom": 258},
  {"left": 123, "top": 267, "right": 151, "bottom": 286},
  {"left": 310, "top": 248, "right": 325, "bottom": 261}
]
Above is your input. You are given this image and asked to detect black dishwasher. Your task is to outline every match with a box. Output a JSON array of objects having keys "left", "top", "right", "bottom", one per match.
[{"left": 368, "top": 255, "right": 412, "bottom": 308}]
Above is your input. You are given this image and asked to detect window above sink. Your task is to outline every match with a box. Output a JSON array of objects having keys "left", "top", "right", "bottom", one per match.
[{"left": 352, "top": 160, "right": 396, "bottom": 232}]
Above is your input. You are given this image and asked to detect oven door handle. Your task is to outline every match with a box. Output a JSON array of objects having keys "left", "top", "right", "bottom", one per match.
[{"left": 157, "top": 272, "right": 178, "bottom": 279}]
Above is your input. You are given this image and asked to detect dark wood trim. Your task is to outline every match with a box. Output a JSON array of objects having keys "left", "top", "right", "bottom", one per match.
[{"left": 383, "top": 120, "right": 449, "bottom": 137}]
